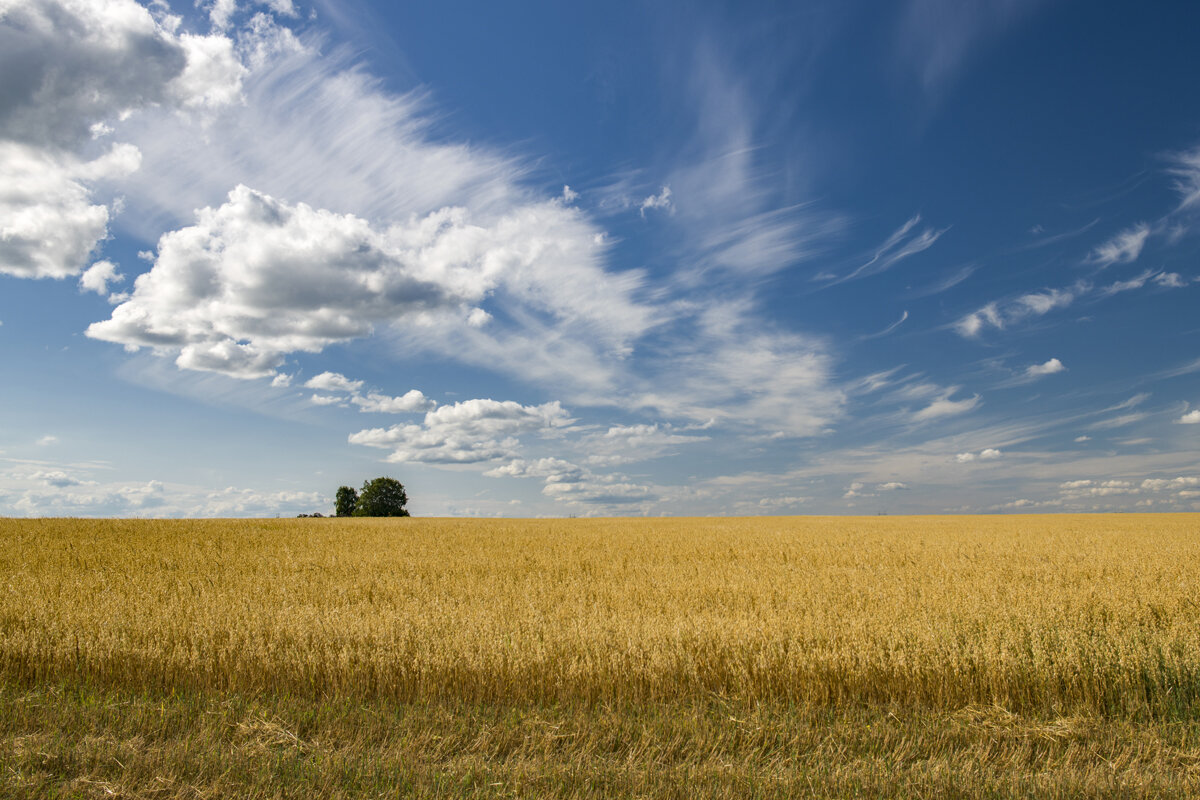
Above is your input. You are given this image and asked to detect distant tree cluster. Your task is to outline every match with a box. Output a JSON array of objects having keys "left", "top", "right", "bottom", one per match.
[{"left": 335, "top": 477, "right": 410, "bottom": 517}]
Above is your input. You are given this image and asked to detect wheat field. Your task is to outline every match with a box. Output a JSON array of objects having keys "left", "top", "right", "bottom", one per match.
[{"left": 3, "top": 514, "right": 1200, "bottom": 797}]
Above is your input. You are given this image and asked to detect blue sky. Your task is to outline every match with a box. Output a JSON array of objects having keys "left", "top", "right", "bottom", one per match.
[{"left": 1, "top": 0, "right": 1198, "bottom": 517}]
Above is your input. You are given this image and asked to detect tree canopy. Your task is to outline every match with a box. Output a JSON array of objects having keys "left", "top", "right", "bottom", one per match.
[
  {"left": 349, "top": 477, "right": 409, "bottom": 517},
  {"left": 335, "top": 486, "right": 358, "bottom": 517}
]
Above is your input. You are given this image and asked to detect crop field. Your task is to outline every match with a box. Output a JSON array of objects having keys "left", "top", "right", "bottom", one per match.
[{"left": 3, "top": 514, "right": 1200, "bottom": 798}]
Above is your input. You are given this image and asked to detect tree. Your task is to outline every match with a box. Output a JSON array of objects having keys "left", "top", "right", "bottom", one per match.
[
  {"left": 335, "top": 485, "right": 359, "bottom": 517},
  {"left": 353, "top": 477, "right": 410, "bottom": 517}
]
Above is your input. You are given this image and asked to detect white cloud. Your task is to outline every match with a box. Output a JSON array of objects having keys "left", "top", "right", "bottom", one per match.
[
  {"left": 954, "top": 286, "right": 1079, "bottom": 337},
  {"left": 78, "top": 260, "right": 124, "bottom": 295},
  {"left": 878, "top": 482, "right": 908, "bottom": 491},
  {"left": 1088, "top": 223, "right": 1151, "bottom": 267},
  {"left": 36, "top": 435, "right": 59, "bottom": 446},
  {"left": 270, "top": 372, "right": 292, "bottom": 387},
  {"left": 1178, "top": 410, "right": 1200, "bottom": 424},
  {"left": 9, "top": 478, "right": 323, "bottom": 518},
  {"left": 304, "top": 371, "right": 364, "bottom": 393},
  {"left": 955, "top": 448, "right": 1001, "bottom": 463},
  {"left": 1089, "top": 412, "right": 1148, "bottom": 430},
  {"left": 29, "top": 469, "right": 87, "bottom": 488},
  {"left": 1141, "top": 476, "right": 1200, "bottom": 491},
  {"left": 639, "top": 186, "right": 672, "bottom": 217},
  {"left": 0, "top": 0, "right": 246, "bottom": 280},
  {"left": 913, "top": 392, "right": 980, "bottom": 422},
  {"left": 582, "top": 423, "right": 708, "bottom": 466},
  {"left": 0, "top": 0, "right": 189, "bottom": 149},
  {"left": 89, "top": 184, "right": 651, "bottom": 381},
  {"left": 309, "top": 394, "right": 341, "bottom": 406},
  {"left": 832, "top": 214, "right": 947, "bottom": 284},
  {"left": 348, "top": 398, "right": 571, "bottom": 464},
  {"left": 1154, "top": 272, "right": 1186, "bottom": 288},
  {"left": 1166, "top": 144, "right": 1200, "bottom": 211},
  {"left": 351, "top": 390, "right": 435, "bottom": 414},
  {"left": 1025, "top": 357, "right": 1065, "bottom": 378},
  {"left": 172, "top": 32, "right": 247, "bottom": 110},
  {"left": 0, "top": 142, "right": 140, "bottom": 279}
]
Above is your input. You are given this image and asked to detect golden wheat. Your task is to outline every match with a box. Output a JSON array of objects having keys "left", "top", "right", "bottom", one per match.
[{"left": 2, "top": 515, "right": 1198, "bottom": 714}]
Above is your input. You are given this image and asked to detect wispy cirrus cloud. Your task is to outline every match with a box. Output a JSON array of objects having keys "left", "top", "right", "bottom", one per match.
[
  {"left": 1087, "top": 223, "right": 1151, "bottom": 268},
  {"left": 954, "top": 285, "right": 1081, "bottom": 337},
  {"left": 825, "top": 215, "right": 947, "bottom": 285}
]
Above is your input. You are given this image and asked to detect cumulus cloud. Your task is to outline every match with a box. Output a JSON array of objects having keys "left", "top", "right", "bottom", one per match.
[
  {"left": 0, "top": 142, "right": 140, "bottom": 278},
  {"left": 1025, "top": 357, "right": 1065, "bottom": 379},
  {"left": 351, "top": 390, "right": 436, "bottom": 414},
  {"left": 484, "top": 456, "right": 655, "bottom": 506},
  {"left": 878, "top": 481, "right": 908, "bottom": 491},
  {"left": 955, "top": 448, "right": 1001, "bottom": 463},
  {"left": 1088, "top": 223, "right": 1151, "bottom": 267},
  {"left": 1178, "top": 410, "right": 1200, "bottom": 424},
  {"left": 78, "top": 259, "right": 123, "bottom": 295},
  {"left": 348, "top": 398, "right": 572, "bottom": 464},
  {"left": 88, "top": 184, "right": 650, "bottom": 380},
  {"left": 309, "top": 394, "right": 341, "bottom": 406},
  {"left": 0, "top": 0, "right": 247, "bottom": 279},
  {"left": 304, "top": 371, "right": 364, "bottom": 393},
  {"left": 29, "top": 469, "right": 87, "bottom": 488}
]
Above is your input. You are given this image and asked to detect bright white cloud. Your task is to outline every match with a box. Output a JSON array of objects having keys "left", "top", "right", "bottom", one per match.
[
  {"left": 1178, "top": 410, "right": 1200, "bottom": 424},
  {"left": 0, "top": 142, "right": 140, "bottom": 279},
  {"left": 309, "top": 394, "right": 341, "bottom": 406},
  {"left": 304, "top": 371, "right": 364, "bottom": 393},
  {"left": 172, "top": 32, "right": 247, "bottom": 110},
  {"left": 1025, "top": 357, "right": 1065, "bottom": 378},
  {"left": 639, "top": 186, "right": 673, "bottom": 217},
  {"left": 0, "top": 0, "right": 246, "bottom": 280},
  {"left": 955, "top": 286, "right": 1079, "bottom": 337},
  {"left": 78, "top": 259, "right": 124, "bottom": 295},
  {"left": 878, "top": 481, "right": 908, "bottom": 491},
  {"left": 89, "top": 184, "right": 651, "bottom": 381},
  {"left": 1088, "top": 223, "right": 1151, "bottom": 267},
  {"left": 348, "top": 398, "right": 572, "bottom": 464},
  {"left": 351, "top": 390, "right": 435, "bottom": 414}
]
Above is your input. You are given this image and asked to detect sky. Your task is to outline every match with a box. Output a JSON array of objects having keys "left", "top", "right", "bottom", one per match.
[{"left": 1, "top": 0, "right": 1198, "bottom": 518}]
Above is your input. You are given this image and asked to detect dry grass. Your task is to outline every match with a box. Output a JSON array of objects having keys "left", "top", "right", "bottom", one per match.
[{"left": 2, "top": 514, "right": 1199, "bottom": 797}]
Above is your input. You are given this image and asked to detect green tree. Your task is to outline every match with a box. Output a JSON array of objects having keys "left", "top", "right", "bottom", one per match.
[
  {"left": 335, "top": 485, "right": 359, "bottom": 517},
  {"left": 353, "top": 477, "right": 409, "bottom": 517}
]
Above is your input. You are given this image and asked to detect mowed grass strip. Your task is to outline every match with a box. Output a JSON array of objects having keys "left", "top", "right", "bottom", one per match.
[
  {"left": 2, "top": 515, "right": 1199, "bottom": 714},
  {"left": 4, "top": 683, "right": 1200, "bottom": 799}
]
